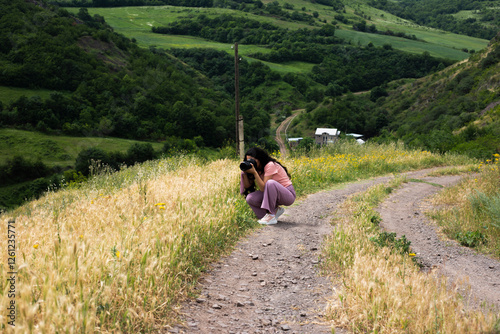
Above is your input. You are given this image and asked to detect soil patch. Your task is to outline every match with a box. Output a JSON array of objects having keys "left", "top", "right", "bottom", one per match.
[{"left": 168, "top": 168, "right": 499, "bottom": 333}]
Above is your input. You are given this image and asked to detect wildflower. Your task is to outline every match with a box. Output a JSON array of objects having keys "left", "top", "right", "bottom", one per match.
[
  {"left": 79, "top": 235, "right": 83, "bottom": 239},
  {"left": 409, "top": 253, "right": 416, "bottom": 257},
  {"left": 116, "top": 251, "right": 120, "bottom": 258},
  {"left": 33, "top": 244, "right": 39, "bottom": 249},
  {"left": 155, "top": 203, "right": 166, "bottom": 206}
]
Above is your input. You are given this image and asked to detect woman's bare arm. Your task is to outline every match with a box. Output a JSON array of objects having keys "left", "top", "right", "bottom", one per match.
[{"left": 247, "top": 164, "right": 272, "bottom": 190}]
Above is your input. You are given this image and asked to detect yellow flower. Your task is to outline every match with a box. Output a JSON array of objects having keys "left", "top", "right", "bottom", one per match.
[
  {"left": 116, "top": 251, "right": 120, "bottom": 258},
  {"left": 79, "top": 235, "right": 83, "bottom": 239},
  {"left": 409, "top": 253, "right": 416, "bottom": 257},
  {"left": 155, "top": 203, "right": 166, "bottom": 206},
  {"left": 33, "top": 244, "right": 39, "bottom": 249}
]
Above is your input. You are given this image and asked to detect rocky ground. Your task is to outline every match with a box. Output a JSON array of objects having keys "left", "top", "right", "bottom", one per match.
[{"left": 167, "top": 168, "right": 500, "bottom": 334}]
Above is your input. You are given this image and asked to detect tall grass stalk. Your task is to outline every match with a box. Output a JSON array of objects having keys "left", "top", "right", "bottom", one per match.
[{"left": 322, "top": 178, "right": 498, "bottom": 332}]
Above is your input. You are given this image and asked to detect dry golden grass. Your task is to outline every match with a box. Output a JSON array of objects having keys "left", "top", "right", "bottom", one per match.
[
  {"left": 1, "top": 157, "right": 252, "bottom": 332},
  {"left": 430, "top": 155, "right": 500, "bottom": 257},
  {"left": 0, "top": 144, "right": 484, "bottom": 332},
  {"left": 323, "top": 179, "right": 498, "bottom": 333}
]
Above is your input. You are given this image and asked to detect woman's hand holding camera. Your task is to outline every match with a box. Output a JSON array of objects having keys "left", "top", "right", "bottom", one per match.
[{"left": 246, "top": 162, "right": 257, "bottom": 175}]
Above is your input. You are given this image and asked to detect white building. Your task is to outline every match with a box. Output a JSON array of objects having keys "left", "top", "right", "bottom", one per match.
[
  {"left": 315, "top": 128, "right": 340, "bottom": 145},
  {"left": 287, "top": 137, "right": 303, "bottom": 147},
  {"left": 346, "top": 133, "right": 365, "bottom": 145}
]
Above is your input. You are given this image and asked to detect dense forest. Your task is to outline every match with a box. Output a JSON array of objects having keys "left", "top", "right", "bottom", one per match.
[
  {"left": 0, "top": 1, "right": 289, "bottom": 148},
  {"left": 155, "top": 14, "right": 454, "bottom": 94}
]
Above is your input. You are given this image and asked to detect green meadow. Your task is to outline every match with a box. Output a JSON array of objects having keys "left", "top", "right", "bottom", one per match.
[
  {"left": 68, "top": 4, "right": 489, "bottom": 64},
  {"left": 0, "top": 86, "right": 59, "bottom": 104},
  {"left": 0, "top": 128, "right": 164, "bottom": 167}
]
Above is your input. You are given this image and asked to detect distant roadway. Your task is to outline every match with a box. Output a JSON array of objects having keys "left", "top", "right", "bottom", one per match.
[{"left": 275, "top": 109, "right": 304, "bottom": 157}]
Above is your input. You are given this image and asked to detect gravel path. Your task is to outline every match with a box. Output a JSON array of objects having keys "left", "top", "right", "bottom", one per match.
[{"left": 168, "top": 169, "right": 500, "bottom": 333}]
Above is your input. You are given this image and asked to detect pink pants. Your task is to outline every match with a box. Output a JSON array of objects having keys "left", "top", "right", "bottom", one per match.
[{"left": 240, "top": 174, "right": 296, "bottom": 219}]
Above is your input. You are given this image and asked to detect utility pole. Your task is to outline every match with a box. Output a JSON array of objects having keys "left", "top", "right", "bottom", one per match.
[{"left": 234, "top": 42, "right": 244, "bottom": 160}]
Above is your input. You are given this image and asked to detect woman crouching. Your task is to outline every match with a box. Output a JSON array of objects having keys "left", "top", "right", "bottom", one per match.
[{"left": 240, "top": 147, "right": 296, "bottom": 225}]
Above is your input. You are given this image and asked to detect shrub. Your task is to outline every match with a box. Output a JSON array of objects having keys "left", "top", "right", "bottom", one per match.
[
  {"left": 370, "top": 231, "right": 411, "bottom": 255},
  {"left": 0, "top": 155, "right": 50, "bottom": 186},
  {"left": 455, "top": 230, "right": 487, "bottom": 248},
  {"left": 126, "top": 143, "right": 156, "bottom": 165},
  {"left": 75, "top": 147, "right": 113, "bottom": 176}
]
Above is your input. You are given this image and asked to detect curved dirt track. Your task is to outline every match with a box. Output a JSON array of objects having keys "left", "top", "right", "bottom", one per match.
[
  {"left": 377, "top": 174, "right": 500, "bottom": 310},
  {"left": 168, "top": 169, "right": 500, "bottom": 333},
  {"left": 275, "top": 111, "right": 302, "bottom": 158}
]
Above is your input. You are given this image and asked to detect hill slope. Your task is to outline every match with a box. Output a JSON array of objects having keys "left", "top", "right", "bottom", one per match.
[
  {"left": 290, "top": 33, "right": 500, "bottom": 158},
  {"left": 0, "top": 0, "right": 235, "bottom": 146}
]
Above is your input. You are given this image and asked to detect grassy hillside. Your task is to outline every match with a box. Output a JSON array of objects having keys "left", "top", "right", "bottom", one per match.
[
  {"left": 0, "top": 87, "right": 58, "bottom": 105},
  {"left": 0, "top": 142, "right": 481, "bottom": 332},
  {"left": 71, "top": 4, "right": 488, "bottom": 61},
  {"left": 0, "top": 129, "right": 164, "bottom": 168},
  {"left": 0, "top": 128, "right": 166, "bottom": 211},
  {"left": 290, "top": 33, "right": 500, "bottom": 158}
]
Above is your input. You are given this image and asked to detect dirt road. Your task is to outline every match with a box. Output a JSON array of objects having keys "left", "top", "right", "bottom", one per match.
[
  {"left": 275, "top": 111, "right": 302, "bottom": 158},
  {"left": 170, "top": 169, "right": 500, "bottom": 333},
  {"left": 378, "top": 174, "right": 500, "bottom": 309}
]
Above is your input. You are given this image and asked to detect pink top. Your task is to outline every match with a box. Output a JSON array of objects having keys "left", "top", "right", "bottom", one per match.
[{"left": 264, "top": 162, "right": 292, "bottom": 188}]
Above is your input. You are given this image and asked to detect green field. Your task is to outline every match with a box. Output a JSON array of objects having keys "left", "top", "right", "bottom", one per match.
[
  {"left": 335, "top": 29, "right": 478, "bottom": 59},
  {"left": 0, "top": 128, "right": 164, "bottom": 167},
  {"left": 67, "top": 4, "right": 489, "bottom": 63},
  {"left": 0, "top": 86, "right": 59, "bottom": 104}
]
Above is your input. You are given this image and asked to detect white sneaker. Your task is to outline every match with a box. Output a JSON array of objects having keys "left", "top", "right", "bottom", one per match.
[
  {"left": 258, "top": 214, "right": 278, "bottom": 225},
  {"left": 275, "top": 207, "right": 285, "bottom": 219}
]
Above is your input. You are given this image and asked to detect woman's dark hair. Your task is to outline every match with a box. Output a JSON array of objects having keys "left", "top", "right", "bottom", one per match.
[{"left": 244, "top": 147, "right": 291, "bottom": 178}]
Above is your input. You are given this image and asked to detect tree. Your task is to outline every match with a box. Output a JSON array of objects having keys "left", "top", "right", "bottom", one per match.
[
  {"left": 370, "top": 86, "right": 388, "bottom": 102},
  {"left": 296, "top": 137, "right": 316, "bottom": 151}
]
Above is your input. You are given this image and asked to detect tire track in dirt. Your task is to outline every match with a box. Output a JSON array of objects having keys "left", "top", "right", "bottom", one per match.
[
  {"left": 168, "top": 169, "right": 499, "bottom": 333},
  {"left": 377, "top": 174, "right": 500, "bottom": 310}
]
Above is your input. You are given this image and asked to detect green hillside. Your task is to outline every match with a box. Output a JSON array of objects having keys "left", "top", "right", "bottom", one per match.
[
  {"left": 289, "top": 34, "right": 500, "bottom": 158},
  {"left": 1, "top": 0, "right": 498, "bottom": 211},
  {"left": 70, "top": 4, "right": 487, "bottom": 61},
  {"left": 0, "top": 128, "right": 164, "bottom": 167},
  {"left": 0, "top": 128, "right": 164, "bottom": 210}
]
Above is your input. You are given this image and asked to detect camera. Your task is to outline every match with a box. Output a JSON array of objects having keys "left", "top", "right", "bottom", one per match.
[{"left": 240, "top": 158, "right": 256, "bottom": 171}]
